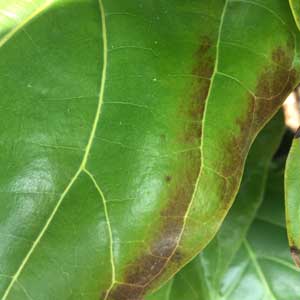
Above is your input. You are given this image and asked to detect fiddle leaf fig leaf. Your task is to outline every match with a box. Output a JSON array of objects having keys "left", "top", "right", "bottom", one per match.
[{"left": 1, "top": 0, "right": 300, "bottom": 299}]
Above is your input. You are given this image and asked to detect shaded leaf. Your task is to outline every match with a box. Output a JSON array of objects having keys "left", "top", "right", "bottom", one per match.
[{"left": 285, "top": 135, "right": 300, "bottom": 266}]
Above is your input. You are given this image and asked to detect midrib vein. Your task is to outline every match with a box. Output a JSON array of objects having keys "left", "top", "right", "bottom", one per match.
[
  {"left": 146, "top": 0, "right": 229, "bottom": 286},
  {"left": 1, "top": 0, "right": 108, "bottom": 298},
  {"left": 0, "top": 0, "right": 55, "bottom": 49}
]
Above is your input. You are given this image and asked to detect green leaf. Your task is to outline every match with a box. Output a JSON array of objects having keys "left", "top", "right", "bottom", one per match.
[
  {"left": 151, "top": 124, "right": 300, "bottom": 299},
  {"left": 285, "top": 135, "right": 300, "bottom": 266},
  {"left": 221, "top": 219, "right": 300, "bottom": 300},
  {"left": 1, "top": 1, "right": 300, "bottom": 299},
  {"left": 148, "top": 110, "right": 285, "bottom": 300}
]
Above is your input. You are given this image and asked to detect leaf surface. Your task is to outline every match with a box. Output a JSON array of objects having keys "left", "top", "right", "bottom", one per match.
[{"left": 0, "top": 1, "right": 300, "bottom": 299}]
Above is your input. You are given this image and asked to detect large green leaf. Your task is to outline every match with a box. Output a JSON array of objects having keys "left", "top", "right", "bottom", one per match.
[
  {"left": 151, "top": 126, "right": 300, "bottom": 299},
  {"left": 1, "top": 1, "right": 300, "bottom": 299},
  {"left": 148, "top": 110, "right": 285, "bottom": 299}
]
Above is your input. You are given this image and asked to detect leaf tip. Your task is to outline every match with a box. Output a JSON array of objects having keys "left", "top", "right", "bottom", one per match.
[{"left": 290, "top": 246, "right": 300, "bottom": 267}]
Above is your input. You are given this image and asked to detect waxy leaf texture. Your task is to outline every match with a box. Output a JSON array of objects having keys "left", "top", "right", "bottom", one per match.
[{"left": 1, "top": 0, "right": 300, "bottom": 299}]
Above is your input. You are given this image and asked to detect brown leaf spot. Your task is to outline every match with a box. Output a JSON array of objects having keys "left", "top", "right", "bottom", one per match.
[
  {"left": 290, "top": 246, "right": 300, "bottom": 268},
  {"left": 256, "top": 46, "right": 295, "bottom": 100},
  {"left": 272, "top": 47, "right": 290, "bottom": 66},
  {"left": 181, "top": 79, "right": 210, "bottom": 145},
  {"left": 161, "top": 150, "right": 201, "bottom": 218},
  {"left": 254, "top": 67, "right": 297, "bottom": 129},
  {"left": 160, "top": 134, "right": 166, "bottom": 143},
  {"left": 125, "top": 255, "right": 167, "bottom": 286},
  {"left": 180, "top": 35, "right": 214, "bottom": 145},
  {"left": 224, "top": 46, "right": 297, "bottom": 178},
  {"left": 171, "top": 249, "right": 183, "bottom": 264},
  {"left": 106, "top": 283, "right": 144, "bottom": 300},
  {"left": 165, "top": 175, "right": 172, "bottom": 183},
  {"left": 151, "top": 217, "right": 183, "bottom": 257},
  {"left": 220, "top": 94, "right": 255, "bottom": 177},
  {"left": 192, "top": 36, "right": 215, "bottom": 78}
]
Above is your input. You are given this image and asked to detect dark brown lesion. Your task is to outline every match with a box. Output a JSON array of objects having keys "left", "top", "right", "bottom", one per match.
[
  {"left": 230, "top": 45, "right": 297, "bottom": 168},
  {"left": 254, "top": 45, "right": 297, "bottom": 130},
  {"left": 220, "top": 94, "right": 256, "bottom": 178},
  {"left": 105, "top": 283, "right": 144, "bottom": 300},
  {"left": 294, "top": 126, "right": 300, "bottom": 138},
  {"left": 125, "top": 255, "right": 168, "bottom": 286},
  {"left": 272, "top": 46, "right": 291, "bottom": 67},
  {"left": 150, "top": 217, "right": 185, "bottom": 258},
  {"left": 290, "top": 246, "right": 300, "bottom": 268},
  {"left": 180, "top": 36, "right": 215, "bottom": 145},
  {"left": 192, "top": 35, "right": 215, "bottom": 78},
  {"left": 165, "top": 175, "right": 172, "bottom": 183}
]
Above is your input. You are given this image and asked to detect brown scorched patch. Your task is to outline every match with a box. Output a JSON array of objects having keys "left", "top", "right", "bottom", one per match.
[
  {"left": 290, "top": 246, "right": 300, "bottom": 268},
  {"left": 105, "top": 283, "right": 144, "bottom": 300}
]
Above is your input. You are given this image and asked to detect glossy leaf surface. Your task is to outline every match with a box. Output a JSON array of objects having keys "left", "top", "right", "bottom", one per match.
[
  {"left": 151, "top": 123, "right": 300, "bottom": 300},
  {"left": 1, "top": 1, "right": 300, "bottom": 299}
]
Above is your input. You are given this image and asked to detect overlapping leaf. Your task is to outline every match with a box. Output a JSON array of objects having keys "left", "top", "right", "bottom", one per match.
[
  {"left": 1, "top": 1, "right": 300, "bottom": 299},
  {"left": 285, "top": 134, "right": 300, "bottom": 266}
]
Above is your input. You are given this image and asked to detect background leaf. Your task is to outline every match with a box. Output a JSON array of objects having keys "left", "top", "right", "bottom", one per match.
[{"left": 285, "top": 134, "right": 300, "bottom": 266}]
